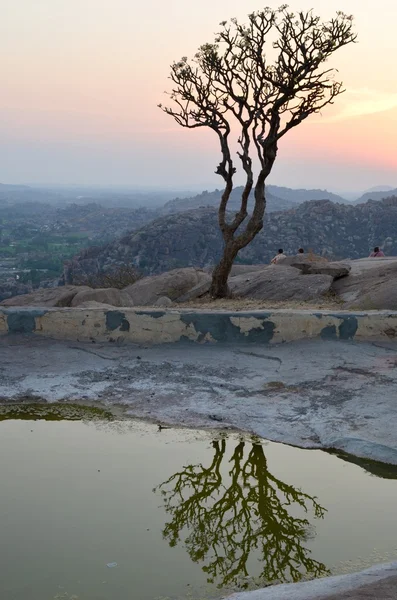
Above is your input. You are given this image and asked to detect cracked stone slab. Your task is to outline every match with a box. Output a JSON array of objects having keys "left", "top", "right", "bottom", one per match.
[
  {"left": 1, "top": 335, "right": 397, "bottom": 465},
  {"left": 226, "top": 561, "right": 397, "bottom": 599}
]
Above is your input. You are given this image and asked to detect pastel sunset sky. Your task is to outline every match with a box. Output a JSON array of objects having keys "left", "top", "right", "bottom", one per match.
[{"left": 1, "top": 0, "right": 396, "bottom": 191}]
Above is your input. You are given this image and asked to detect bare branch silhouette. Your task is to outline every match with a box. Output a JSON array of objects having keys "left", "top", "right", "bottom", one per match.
[
  {"left": 160, "top": 8, "right": 356, "bottom": 298},
  {"left": 154, "top": 440, "right": 329, "bottom": 589}
]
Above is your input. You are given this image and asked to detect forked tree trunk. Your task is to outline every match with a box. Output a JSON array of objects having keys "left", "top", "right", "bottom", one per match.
[
  {"left": 210, "top": 163, "right": 272, "bottom": 299},
  {"left": 209, "top": 242, "right": 238, "bottom": 298}
]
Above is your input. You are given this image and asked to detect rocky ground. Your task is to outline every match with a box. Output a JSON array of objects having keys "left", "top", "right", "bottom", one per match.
[
  {"left": 2, "top": 335, "right": 397, "bottom": 599},
  {"left": 229, "top": 562, "right": 397, "bottom": 599},
  {"left": 63, "top": 196, "right": 397, "bottom": 277},
  {"left": 3, "top": 255, "right": 397, "bottom": 311},
  {"left": 2, "top": 335, "right": 397, "bottom": 466}
]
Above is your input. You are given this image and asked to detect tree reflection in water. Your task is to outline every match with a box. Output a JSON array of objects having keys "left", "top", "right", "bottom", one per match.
[{"left": 154, "top": 439, "right": 329, "bottom": 589}]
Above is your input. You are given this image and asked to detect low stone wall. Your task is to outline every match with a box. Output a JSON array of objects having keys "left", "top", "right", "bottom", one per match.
[{"left": 1, "top": 307, "right": 397, "bottom": 344}]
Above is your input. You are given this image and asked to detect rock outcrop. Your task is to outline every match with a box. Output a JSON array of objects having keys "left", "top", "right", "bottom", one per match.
[
  {"left": 333, "top": 258, "right": 397, "bottom": 310},
  {"left": 123, "top": 268, "right": 211, "bottom": 306},
  {"left": 5, "top": 257, "right": 397, "bottom": 310},
  {"left": 0, "top": 285, "right": 91, "bottom": 307},
  {"left": 230, "top": 265, "right": 333, "bottom": 301},
  {"left": 71, "top": 287, "right": 134, "bottom": 308},
  {"left": 282, "top": 254, "right": 351, "bottom": 280},
  {"left": 64, "top": 197, "right": 397, "bottom": 281}
]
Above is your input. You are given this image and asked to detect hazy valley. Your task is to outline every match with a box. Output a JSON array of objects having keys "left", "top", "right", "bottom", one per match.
[{"left": 1, "top": 181, "right": 397, "bottom": 300}]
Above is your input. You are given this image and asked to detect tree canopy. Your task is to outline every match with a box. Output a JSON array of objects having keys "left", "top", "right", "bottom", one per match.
[{"left": 160, "top": 7, "right": 356, "bottom": 297}]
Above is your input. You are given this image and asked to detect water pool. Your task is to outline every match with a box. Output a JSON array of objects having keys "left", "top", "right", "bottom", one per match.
[{"left": 1, "top": 409, "right": 397, "bottom": 600}]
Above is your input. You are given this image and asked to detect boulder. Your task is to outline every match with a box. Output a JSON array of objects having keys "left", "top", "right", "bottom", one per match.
[
  {"left": 284, "top": 258, "right": 350, "bottom": 280},
  {"left": 71, "top": 287, "right": 134, "bottom": 308},
  {"left": 0, "top": 285, "right": 91, "bottom": 307},
  {"left": 124, "top": 268, "right": 210, "bottom": 306},
  {"left": 73, "top": 301, "right": 116, "bottom": 309},
  {"left": 300, "top": 261, "right": 350, "bottom": 279},
  {"left": 175, "top": 279, "right": 211, "bottom": 303},
  {"left": 229, "top": 260, "right": 351, "bottom": 280},
  {"left": 154, "top": 296, "right": 173, "bottom": 307},
  {"left": 230, "top": 264, "right": 269, "bottom": 277},
  {"left": 347, "top": 256, "right": 397, "bottom": 276},
  {"left": 283, "top": 252, "right": 329, "bottom": 266},
  {"left": 229, "top": 265, "right": 333, "bottom": 301},
  {"left": 333, "top": 260, "right": 397, "bottom": 309}
]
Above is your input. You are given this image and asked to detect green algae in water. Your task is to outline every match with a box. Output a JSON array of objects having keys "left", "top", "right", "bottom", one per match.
[{"left": 0, "top": 402, "right": 114, "bottom": 422}]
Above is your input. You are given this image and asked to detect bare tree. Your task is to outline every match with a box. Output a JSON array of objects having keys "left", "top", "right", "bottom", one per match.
[
  {"left": 154, "top": 439, "right": 328, "bottom": 590},
  {"left": 159, "top": 7, "right": 356, "bottom": 297}
]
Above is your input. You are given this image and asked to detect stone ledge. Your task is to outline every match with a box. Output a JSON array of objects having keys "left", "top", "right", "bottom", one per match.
[
  {"left": 227, "top": 561, "right": 397, "bottom": 599},
  {"left": 1, "top": 307, "right": 397, "bottom": 344}
]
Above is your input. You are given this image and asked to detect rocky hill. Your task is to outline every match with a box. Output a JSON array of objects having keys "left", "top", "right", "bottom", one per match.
[
  {"left": 353, "top": 188, "right": 397, "bottom": 205},
  {"left": 266, "top": 185, "right": 347, "bottom": 205},
  {"left": 162, "top": 185, "right": 346, "bottom": 214},
  {"left": 63, "top": 196, "right": 397, "bottom": 282},
  {"left": 162, "top": 187, "right": 292, "bottom": 214}
]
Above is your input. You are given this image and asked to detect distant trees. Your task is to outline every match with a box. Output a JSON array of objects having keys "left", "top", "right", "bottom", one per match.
[{"left": 160, "top": 7, "right": 356, "bottom": 297}]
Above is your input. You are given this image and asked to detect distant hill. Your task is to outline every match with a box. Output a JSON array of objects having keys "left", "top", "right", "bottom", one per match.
[
  {"left": 353, "top": 188, "right": 397, "bottom": 205},
  {"left": 64, "top": 196, "right": 397, "bottom": 281},
  {"left": 364, "top": 185, "right": 395, "bottom": 193},
  {"left": 267, "top": 185, "right": 347, "bottom": 204},
  {"left": 163, "top": 185, "right": 348, "bottom": 215},
  {"left": 0, "top": 182, "right": 192, "bottom": 209},
  {"left": 0, "top": 183, "right": 30, "bottom": 191},
  {"left": 162, "top": 187, "right": 294, "bottom": 213}
]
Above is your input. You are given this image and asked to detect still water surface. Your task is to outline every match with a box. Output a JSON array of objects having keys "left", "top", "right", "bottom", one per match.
[{"left": 1, "top": 416, "right": 397, "bottom": 600}]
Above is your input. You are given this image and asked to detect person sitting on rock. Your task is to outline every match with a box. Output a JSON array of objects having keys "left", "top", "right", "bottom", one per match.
[
  {"left": 271, "top": 249, "right": 287, "bottom": 264},
  {"left": 369, "top": 246, "right": 385, "bottom": 257},
  {"left": 298, "top": 248, "right": 305, "bottom": 254}
]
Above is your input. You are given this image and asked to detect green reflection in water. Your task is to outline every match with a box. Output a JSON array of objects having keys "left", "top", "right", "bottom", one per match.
[
  {"left": 155, "top": 439, "right": 329, "bottom": 590},
  {"left": 0, "top": 402, "right": 114, "bottom": 422}
]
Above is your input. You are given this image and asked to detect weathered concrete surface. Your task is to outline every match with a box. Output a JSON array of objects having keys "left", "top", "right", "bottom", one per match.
[
  {"left": 1, "top": 336, "right": 397, "bottom": 466},
  {"left": 2, "top": 307, "right": 397, "bottom": 345},
  {"left": 227, "top": 562, "right": 397, "bottom": 599}
]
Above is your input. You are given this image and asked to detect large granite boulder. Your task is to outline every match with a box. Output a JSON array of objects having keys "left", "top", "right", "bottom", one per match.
[
  {"left": 283, "top": 252, "right": 328, "bottom": 266},
  {"left": 175, "top": 279, "right": 211, "bottom": 303},
  {"left": 71, "top": 287, "right": 134, "bottom": 308},
  {"left": 230, "top": 264, "right": 269, "bottom": 276},
  {"left": 124, "top": 268, "right": 211, "bottom": 306},
  {"left": 333, "top": 259, "right": 397, "bottom": 309},
  {"left": 231, "top": 258, "right": 350, "bottom": 280},
  {"left": 299, "top": 261, "right": 350, "bottom": 279},
  {"left": 0, "top": 285, "right": 91, "bottom": 307},
  {"left": 282, "top": 255, "right": 350, "bottom": 279},
  {"left": 154, "top": 296, "right": 173, "bottom": 307},
  {"left": 229, "top": 265, "right": 333, "bottom": 301}
]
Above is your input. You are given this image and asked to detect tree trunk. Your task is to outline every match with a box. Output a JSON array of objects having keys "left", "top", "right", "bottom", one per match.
[{"left": 210, "top": 242, "right": 238, "bottom": 298}]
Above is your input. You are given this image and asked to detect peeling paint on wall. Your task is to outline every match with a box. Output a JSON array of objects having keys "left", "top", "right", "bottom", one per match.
[{"left": 1, "top": 308, "right": 397, "bottom": 345}]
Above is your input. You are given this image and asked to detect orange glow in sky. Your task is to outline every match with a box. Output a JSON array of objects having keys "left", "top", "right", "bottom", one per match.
[{"left": 1, "top": 0, "right": 396, "bottom": 190}]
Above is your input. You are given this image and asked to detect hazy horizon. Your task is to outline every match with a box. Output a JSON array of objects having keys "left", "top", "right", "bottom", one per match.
[
  {"left": 2, "top": 180, "right": 396, "bottom": 201},
  {"left": 1, "top": 0, "right": 397, "bottom": 190}
]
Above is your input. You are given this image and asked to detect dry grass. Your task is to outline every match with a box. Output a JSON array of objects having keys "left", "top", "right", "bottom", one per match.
[{"left": 174, "top": 291, "right": 343, "bottom": 312}]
